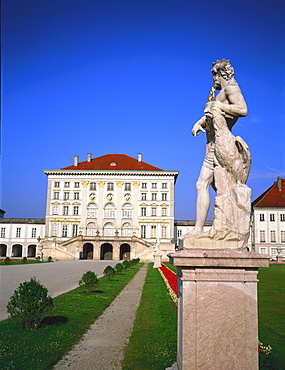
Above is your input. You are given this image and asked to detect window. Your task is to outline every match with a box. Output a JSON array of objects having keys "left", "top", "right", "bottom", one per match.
[
  {"left": 125, "top": 183, "right": 131, "bottom": 191},
  {"left": 270, "top": 214, "right": 275, "bottom": 222},
  {"left": 90, "top": 182, "right": 96, "bottom": 190},
  {"left": 259, "top": 214, "right": 264, "bottom": 221},
  {"left": 142, "top": 183, "right": 147, "bottom": 189},
  {"left": 122, "top": 222, "right": 132, "bottom": 236},
  {"left": 281, "top": 231, "right": 285, "bottom": 243},
  {"left": 161, "top": 225, "right": 167, "bottom": 238},
  {"left": 53, "top": 192, "right": 59, "bottom": 199},
  {"left": 64, "top": 192, "right": 69, "bottom": 200},
  {"left": 259, "top": 247, "right": 267, "bottom": 254},
  {"left": 72, "top": 224, "right": 78, "bottom": 237},
  {"left": 122, "top": 204, "right": 133, "bottom": 218},
  {"left": 74, "top": 192, "right": 80, "bottom": 200},
  {"left": 270, "top": 230, "right": 276, "bottom": 243},
  {"left": 162, "top": 183, "right": 167, "bottom": 189},
  {"left": 73, "top": 206, "right": 79, "bottom": 215},
  {"left": 16, "top": 228, "right": 21, "bottom": 238},
  {"left": 54, "top": 181, "right": 60, "bottom": 187},
  {"left": 63, "top": 206, "right": 69, "bottom": 215},
  {"left": 151, "top": 207, "right": 157, "bottom": 216},
  {"left": 151, "top": 193, "right": 157, "bottom": 201},
  {"left": 31, "top": 228, "right": 37, "bottom": 238},
  {"left": 74, "top": 182, "right": 80, "bottom": 188},
  {"left": 260, "top": 230, "right": 265, "bottom": 243},
  {"left": 87, "top": 222, "right": 96, "bottom": 236},
  {"left": 141, "top": 225, "right": 146, "bottom": 238},
  {"left": 152, "top": 183, "right": 157, "bottom": 189},
  {"left": 104, "top": 204, "right": 115, "bottom": 218},
  {"left": 103, "top": 222, "right": 115, "bottom": 236},
  {"left": 62, "top": 225, "right": 68, "bottom": 237},
  {"left": 64, "top": 182, "right": 70, "bottom": 188},
  {"left": 162, "top": 207, "right": 167, "bottom": 216},
  {"left": 270, "top": 248, "right": 277, "bottom": 259},
  {"left": 141, "top": 207, "right": 147, "bottom": 216},
  {"left": 1, "top": 227, "right": 5, "bottom": 238},
  {"left": 141, "top": 193, "right": 147, "bottom": 201},
  {"left": 87, "top": 204, "right": 98, "bottom": 218},
  {"left": 52, "top": 223, "right": 58, "bottom": 237},
  {"left": 162, "top": 193, "right": 167, "bottom": 201},
  {"left": 107, "top": 182, "right": 114, "bottom": 191},
  {"left": 177, "top": 230, "right": 182, "bottom": 238},
  {"left": 151, "top": 225, "right": 157, "bottom": 238},
  {"left": 53, "top": 206, "right": 59, "bottom": 215},
  {"left": 281, "top": 214, "right": 285, "bottom": 222}
]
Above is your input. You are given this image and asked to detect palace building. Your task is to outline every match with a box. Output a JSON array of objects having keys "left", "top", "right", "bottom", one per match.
[
  {"left": 251, "top": 177, "right": 285, "bottom": 259},
  {"left": 42, "top": 153, "right": 179, "bottom": 261}
]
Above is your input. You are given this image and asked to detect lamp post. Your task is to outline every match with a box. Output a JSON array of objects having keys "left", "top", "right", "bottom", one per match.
[{"left": 53, "top": 237, "right": 57, "bottom": 261}]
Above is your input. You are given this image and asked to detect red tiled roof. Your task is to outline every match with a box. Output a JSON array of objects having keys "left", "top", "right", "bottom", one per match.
[
  {"left": 60, "top": 154, "right": 164, "bottom": 171},
  {"left": 252, "top": 178, "right": 285, "bottom": 208}
]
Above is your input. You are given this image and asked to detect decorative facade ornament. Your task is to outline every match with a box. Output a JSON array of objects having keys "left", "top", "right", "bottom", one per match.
[
  {"left": 116, "top": 181, "right": 124, "bottom": 188},
  {"left": 124, "top": 193, "right": 131, "bottom": 201},
  {"left": 81, "top": 181, "right": 89, "bottom": 188},
  {"left": 98, "top": 181, "right": 105, "bottom": 188},
  {"left": 133, "top": 182, "right": 140, "bottom": 188},
  {"left": 89, "top": 192, "right": 96, "bottom": 200}
]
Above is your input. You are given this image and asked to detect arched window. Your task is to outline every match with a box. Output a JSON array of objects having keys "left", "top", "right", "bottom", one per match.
[
  {"left": 122, "top": 222, "right": 132, "bottom": 236},
  {"left": 103, "top": 222, "right": 115, "bottom": 236},
  {"left": 87, "top": 222, "right": 96, "bottom": 236},
  {"left": 87, "top": 203, "right": 98, "bottom": 218},
  {"left": 122, "top": 203, "right": 133, "bottom": 219},
  {"left": 104, "top": 203, "right": 115, "bottom": 218}
]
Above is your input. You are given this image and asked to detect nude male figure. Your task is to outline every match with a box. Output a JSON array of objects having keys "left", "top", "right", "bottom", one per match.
[{"left": 190, "top": 59, "right": 248, "bottom": 236}]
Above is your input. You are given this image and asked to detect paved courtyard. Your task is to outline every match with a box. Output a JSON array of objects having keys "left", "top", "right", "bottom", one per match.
[{"left": 0, "top": 260, "right": 118, "bottom": 321}]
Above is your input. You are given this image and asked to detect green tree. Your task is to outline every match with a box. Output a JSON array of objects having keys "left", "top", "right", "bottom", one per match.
[
  {"left": 7, "top": 277, "right": 53, "bottom": 330},
  {"left": 103, "top": 265, "right": 116, "bottom": 280},
  {"left": 79, "top": 270, "right": 99, "bottom": 293},
  {"left": 115, "top": 263, "right": 124, "bottom": 274}
]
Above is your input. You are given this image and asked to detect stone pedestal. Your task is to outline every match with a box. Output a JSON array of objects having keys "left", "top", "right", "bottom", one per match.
[
  {"left": 168, "top": 250, "right": 269, "bottom": 370},
  {"left": 153, "top": 251, "right": 162, "bottom": 268}
]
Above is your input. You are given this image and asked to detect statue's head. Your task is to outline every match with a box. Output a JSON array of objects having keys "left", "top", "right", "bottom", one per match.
[{"left": 211, "top": 59, "right": 235, "bottom": 81}]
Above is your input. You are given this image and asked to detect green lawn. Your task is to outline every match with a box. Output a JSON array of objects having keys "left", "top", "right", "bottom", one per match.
[
  {"left": 258, "top": 264, "right": 285, "bottom": 369},
  {"left": 122, "top": 264, "right": 177, "bottom": 369},
  {"left": 0, "top": 264, "right": 141, "bottom": 370}
]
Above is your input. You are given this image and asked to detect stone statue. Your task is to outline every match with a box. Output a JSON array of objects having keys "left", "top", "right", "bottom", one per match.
[{"left": 181, "top": 59, "right": 251, "bottom": 250}]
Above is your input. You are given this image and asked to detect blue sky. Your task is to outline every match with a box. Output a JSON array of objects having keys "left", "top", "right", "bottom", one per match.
[{"left": 2, "top": 0, "right": 285, "bottom": 219}]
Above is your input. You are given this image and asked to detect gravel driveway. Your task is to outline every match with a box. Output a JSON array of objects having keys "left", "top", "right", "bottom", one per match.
[{"left": 0, "top": 260, "right": 118, "bottom": 321}]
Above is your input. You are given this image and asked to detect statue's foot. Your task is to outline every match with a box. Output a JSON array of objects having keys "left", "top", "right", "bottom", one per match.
[{"left": 179, "top": 228, "right": 203, "bottom": 239}]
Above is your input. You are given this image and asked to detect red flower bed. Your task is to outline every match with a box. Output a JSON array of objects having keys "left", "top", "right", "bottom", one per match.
[{"left": 159, "top": 264, "right": 178, "bottom": 296}]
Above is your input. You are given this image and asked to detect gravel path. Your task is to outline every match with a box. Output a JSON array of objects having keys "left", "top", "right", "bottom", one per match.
[{"left": 54, "top": 264, "right": 147, "bottom": 370}]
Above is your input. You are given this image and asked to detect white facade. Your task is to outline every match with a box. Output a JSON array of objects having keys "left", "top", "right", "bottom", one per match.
[
  {"left": 0, "top": 219, "right": 45, "bottom": 258},
  {"left": 252, "top": 209, "right": 285, "bottom": 259}
]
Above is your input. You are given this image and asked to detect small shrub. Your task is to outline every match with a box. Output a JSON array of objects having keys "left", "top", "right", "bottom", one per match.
[
  {"left": 79, "top": 271, "right": 99, "bottom": 293},
  {"left": 115, "top": 263, "right": 124, "bottom": 274},
  {"left": 7, "top": 277, "right": 53, "bottom": 330},
  {"left": 103, "top": 265, "right": 116, "bottom": 280},
  {"left": 122, "top": 260, "right": 131, "bottom": 270},
  {"left": 22, "top": 257, "right": 28, "bottom": 263},
  {"left": 47, "top": 256, "right": 53, "bottom": 262},
  {"left": 4, "top": 257, "right": 10, "bottom": 264}
]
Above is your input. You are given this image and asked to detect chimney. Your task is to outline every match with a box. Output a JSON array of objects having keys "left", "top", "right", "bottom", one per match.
[
  {"left": 74, "top": 156, "right": 79, "bottom": 166},
  {"left": 277, "top": 177, "right": 282, "bottom": 191},
  {"left": 138, "top": 153, "right": 142, "bottom": 162},
  {"left": 87, "top": 153, "right": 92, "bottom": 162}
]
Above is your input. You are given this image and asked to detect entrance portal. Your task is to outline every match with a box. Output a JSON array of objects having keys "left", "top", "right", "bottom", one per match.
[
  {"left": 12, "top": 244, "right": 22, "bottom": 257},
  {"left": 120, "top": 243, "right": 130, "bottom": 260},
  {"left": 0, "top": 244, "right": 7, "bottom": 257},
  {"left": 28, "top": 245, "right": 36, "bottom": 257},
  {"left": 83, "top": 243, "right": 94, "bottom": 259},
  {"left": 101, "top": 243, "right": 113, "bottom": 260}
]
